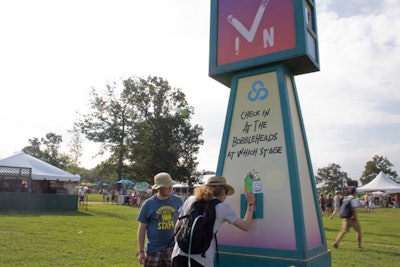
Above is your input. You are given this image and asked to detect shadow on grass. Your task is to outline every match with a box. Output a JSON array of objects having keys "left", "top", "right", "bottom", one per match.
[
  {"left": 0, "top": 210, "right": 94, "bottom": 217},
  {"left": 323, "top": 227, "right": 339, "bottom": 232},
  {"left": 363, "top": 231, "right": 400, "bottom": 240},
  {"left": 78, "top": 204, "right": 138, "bottom": 221}
]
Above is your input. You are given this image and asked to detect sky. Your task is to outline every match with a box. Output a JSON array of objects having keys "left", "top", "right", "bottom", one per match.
[{"left": 1, "top": 0, "right": 399, "bottom": 182}]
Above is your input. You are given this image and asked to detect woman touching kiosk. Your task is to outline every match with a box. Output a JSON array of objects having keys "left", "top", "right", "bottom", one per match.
[{"left": 171, "top": 176, "right": 256, "bottom": 267}]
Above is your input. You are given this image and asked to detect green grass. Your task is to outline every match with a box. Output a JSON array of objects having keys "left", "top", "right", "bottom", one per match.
[
  {"left": 323, "top": 208, "right": 400, "bottom": 267},
  {"left": 1, "top": 202, "right": 400, "bottom": 266},
  {"left": 0, "top": 203, "right": 141, "bottom": 267},
  {"left": 85, "top": 192, "right": 107, "bottom": 202}
]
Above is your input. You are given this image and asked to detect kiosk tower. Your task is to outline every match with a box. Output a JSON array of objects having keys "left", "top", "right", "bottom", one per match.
[{"left": 209, "top": 0, "right": 331, "bottom": 266}]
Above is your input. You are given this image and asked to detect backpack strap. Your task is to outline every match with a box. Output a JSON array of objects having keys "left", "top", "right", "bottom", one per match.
[
  {"left": 214, "top": 232, "right": 219, "bottom": 265},
  {"left": 187, "top": 215, "right": 205, "bottom": 266},
  {"left": 206, "top": 199, "right": 221, "bottom": 264},
  {"left": 167, "top": 214, "right": 187, "bottom": 249}
]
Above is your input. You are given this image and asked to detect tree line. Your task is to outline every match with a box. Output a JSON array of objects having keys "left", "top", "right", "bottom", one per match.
[
  {"left": 315, "top": 155, "right": 399, "bottom": 194},
  {"left": 21, "top": 76, "right": 398, "bottom": 190},
  {"left": 22, "top": 76, "right": 211, "bottom": 186}
]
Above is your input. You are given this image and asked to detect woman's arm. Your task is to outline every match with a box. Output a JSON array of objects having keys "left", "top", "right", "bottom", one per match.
[{"left": 232, "top": 192, "right": 256, "bottom": 231}]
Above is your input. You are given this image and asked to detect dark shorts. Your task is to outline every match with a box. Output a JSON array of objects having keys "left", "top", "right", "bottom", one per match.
[
  {"left": 172, "top": 255, "right": 203, "bottom": 267},
  {"left": 144, "top": 247, "right": 173, "bottom": 267}
]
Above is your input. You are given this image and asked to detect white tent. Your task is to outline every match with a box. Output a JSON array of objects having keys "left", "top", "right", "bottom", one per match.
[
  {"left": 0, "top": 152, "right": 80, "bottom": 182},
  {"left": 357, "top": 171, "right": 400, "bottom": 194}
]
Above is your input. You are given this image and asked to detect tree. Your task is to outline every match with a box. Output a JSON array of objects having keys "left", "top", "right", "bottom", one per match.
[
  {"left": 76, "top": 80, "right": 135, "bottom": 180},
  {"left": 91, "top": 159, "right": 119, "bottom": 184},
  {"left": 66, "top": 125, "right": 84, "bottom": 175},
  {"left": 22, "top": 132, "right": 70, "bottom": 169},
  {"left": 124, "top": 76, "right": 204, "bottom": 183},
  {"left": 360, "top": 155, "right": 399, "bottom": 184},
  {"left": 315, "top": 163, "right": 352, "bottom": 194},
  {"left": 77, "top": 76, "right": 204, "bottom": 183},
  {"left": 22, "top": 137, "right": 43, "bottom": 159}
]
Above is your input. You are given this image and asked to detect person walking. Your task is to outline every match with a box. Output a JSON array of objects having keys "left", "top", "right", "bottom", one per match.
[
  {"left": 101, "top": 188, "right": 107, "bottom": 204},
  {"left": 137, "top": 172, "right": 184, "bottom": 267},
  {"left": 368, "top": 193, "right": 375, "bottom": 212},
  {"left": 394, "top": 194, "right": 399, "bottom": 208},
  {"left": 171, "top": 176, "right": 256, "bottom": 267},
  {"left": 319, "top": 193, "right": 326, "bottom": 215},
  {"left": 78, "top": 187, "right": 85, "bottom": 206},
  {"left": 364, "top": 192, "right": 369, "bottom": 211},
  {"left": 333, "top": 187, "right": 362, "bottom": 249},
  {"left": 326, "top": 193, "right": 333, "bottom": 216},
  {"left": 329, "top": 191, "right": 341, "bottom": 219}
]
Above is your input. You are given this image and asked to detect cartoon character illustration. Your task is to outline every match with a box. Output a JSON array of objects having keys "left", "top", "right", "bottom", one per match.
[{"left": 244, "top": 169, "right": 262, "bottom": 193}]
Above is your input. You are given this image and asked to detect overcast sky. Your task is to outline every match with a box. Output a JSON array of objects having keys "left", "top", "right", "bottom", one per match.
[{"left": 1, "top": 0, "right": 399, "bottom": 182}]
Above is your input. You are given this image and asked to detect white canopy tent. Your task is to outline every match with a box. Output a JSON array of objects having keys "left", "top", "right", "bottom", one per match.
[
  {"left": 0, "top": 153, "right": 80, "bottom": 210},
  {"left": 0, "top": 152, "right": 80, "bottom": 182},
  {"left": 357, "top": 171, "right": 400, "bottom": 194}
]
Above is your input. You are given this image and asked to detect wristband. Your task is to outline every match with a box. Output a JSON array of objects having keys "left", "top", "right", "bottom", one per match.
[
  {"left": 136, "top": 251, "right": 144, "bottom": 257},
  {"left": 249, "top": 202, "right": 256, "bottom": 211}
]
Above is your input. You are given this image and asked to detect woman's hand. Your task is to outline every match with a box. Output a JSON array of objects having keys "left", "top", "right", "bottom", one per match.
[
  {"left": 233, "top": 192, "right": 256, "bottom": 231},
  {"left": 245, "top": 192, "right": 256, "bottom": 206}
]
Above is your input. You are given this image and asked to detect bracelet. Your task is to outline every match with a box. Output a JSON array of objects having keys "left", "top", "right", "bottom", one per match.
[
  {"left": 248, "top": 203, "right": 256, "bottom": 211},
  {"left": 136, "top": 251, "right": 144, "bottom": 257}
]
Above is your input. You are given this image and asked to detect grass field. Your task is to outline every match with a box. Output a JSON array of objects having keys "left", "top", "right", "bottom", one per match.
[
  {"left": 323, "top": 207, "right": 400, "bottom": 267},
  {"left": 1, "top": 194, "right": 400, "bottom": 266}
]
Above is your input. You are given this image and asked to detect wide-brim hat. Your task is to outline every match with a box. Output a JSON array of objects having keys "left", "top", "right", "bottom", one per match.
[
  {"left": 152, "top": 172, "right": 176, "bottom": 189},
  {"left": 206, "top": 176, "right": 235, "bottom": 196}
]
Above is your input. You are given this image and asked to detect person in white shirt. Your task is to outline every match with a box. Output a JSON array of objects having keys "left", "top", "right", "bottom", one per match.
[
  {"left": 329, "top": 190, "right": 342, "bottom": 219},
  {"left": 171, "top": 176, "right": 255, "bottom": 267}
]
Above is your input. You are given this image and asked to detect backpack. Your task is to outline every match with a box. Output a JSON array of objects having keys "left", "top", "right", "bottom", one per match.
[
  {"left": 339, "top": 197, "right": 353, "bottom": 218},
  {"left": 176, "top": 198, "right": 221, "bottom": 258}
]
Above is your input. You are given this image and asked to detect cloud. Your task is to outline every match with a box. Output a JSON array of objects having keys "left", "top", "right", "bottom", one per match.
[
  {"left": 1, "top": 0, "right": 399, "bottom": 182},
  {"left": 296, "top": 0, "right": 400, "bottom": 179}
]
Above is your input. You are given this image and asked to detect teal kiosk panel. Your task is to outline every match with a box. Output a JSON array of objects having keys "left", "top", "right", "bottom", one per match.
[{"left": 240, "top": 193, "right": 263, "bottom": 218}]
